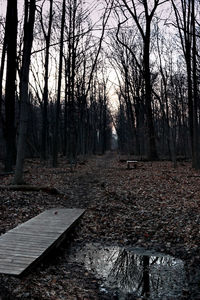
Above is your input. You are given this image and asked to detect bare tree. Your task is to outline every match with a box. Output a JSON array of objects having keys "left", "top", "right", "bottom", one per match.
[
  {"left": 0, "top": 23, "right": 6, "bottom": 123},
  {"left": 40, "top": 0, "right": 54, "bottom": 160},
  {"left": 115, "top": 0, "right": 168, "bottom": 160},
  {"left": 52, "top": 0, "right": 66, "bottom": 167},
  {"left": 171, "top": 0, "right": 200, "bottom": 169},
  {"left": 171, "top": 0, "right": 193, "bottom": 154},
  {"left": 4, "top": 0, "right": 18, "bottom": 171},
  {"left": 191, "top": 0, "right": 200, "bottom": 169},
  {"left": 14, "top": 0, "right": 36, "bottom": 184}
]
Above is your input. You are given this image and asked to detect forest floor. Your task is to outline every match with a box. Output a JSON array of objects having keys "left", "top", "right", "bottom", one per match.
[{"left": 0, "top": 152, "right": 200, "bottom": 299}]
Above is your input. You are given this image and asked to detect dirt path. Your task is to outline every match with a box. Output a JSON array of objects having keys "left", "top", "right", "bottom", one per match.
[{"left": 67, "top": 152, "right": 116, "bottom": 205}]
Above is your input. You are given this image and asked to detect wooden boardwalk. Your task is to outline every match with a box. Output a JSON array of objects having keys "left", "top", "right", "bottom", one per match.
[{"left": 0, "top": 208, "right": 85, "bottom": 276}]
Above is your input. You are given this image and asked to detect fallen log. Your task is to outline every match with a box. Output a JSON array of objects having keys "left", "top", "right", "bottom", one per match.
[
  {"left": 0, "top": 185, "right": 62, "bottom": 195},
  {"left": 0, "top": 172, "right": 14, "bottom": 176},
  {"left": 0, "top": 170, "right": 29, "bottom": 176}
]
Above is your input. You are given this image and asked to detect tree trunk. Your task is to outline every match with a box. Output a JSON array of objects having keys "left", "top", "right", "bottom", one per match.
[
  {"left": 142, "top": 256, "right": 150, "bottom": 297},
  {"left": 192, "top": 0, "right": 200, "bottom": 169},
  {"left": 186, "top": 51, "right": 193, "bottom": 156},
  {"left": 52, "top": 0, "right": 65, "bottom": 167},
  {"left": 0, "top": 30, "right": 6, "bottom": 123},
  {"left": 4, "top": 0, "right": 18, "bottom": 171},
  {"left": 144, "top": 27, "right": 158, "bottom": 160},
  {"left": 41, "top": 0, "right": 53, "bottom": 161},
  {"left": 4, "top": 0, "right": 18, "bottom": 172},
  {"left": 13, "top": 0, "right": 36, "bottom": 184}
]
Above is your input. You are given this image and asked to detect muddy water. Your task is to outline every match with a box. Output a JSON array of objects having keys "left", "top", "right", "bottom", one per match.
[{"left": 68, "top": 243, "right": 190, "bottom": 299}]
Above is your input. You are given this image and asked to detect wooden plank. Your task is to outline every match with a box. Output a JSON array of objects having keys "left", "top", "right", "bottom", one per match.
[{"left": 0, "top": 208, "right": 85, "bottom": 276}]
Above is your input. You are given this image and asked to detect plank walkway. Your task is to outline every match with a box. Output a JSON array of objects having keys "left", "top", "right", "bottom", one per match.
[{"left": 0, "top": 208, "right": 85, "bottom": 276}]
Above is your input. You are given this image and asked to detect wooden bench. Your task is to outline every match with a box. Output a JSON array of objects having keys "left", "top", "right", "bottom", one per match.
[
  {"left": 127, "top": 160, "right": 138, "bottom": 169},
  {"left": 0, "top": 208, "right": 85, "bottom": 276}
]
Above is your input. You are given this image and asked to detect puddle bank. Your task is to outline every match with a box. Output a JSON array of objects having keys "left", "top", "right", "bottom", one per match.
[{"left": 68, "top": 243, "right": 190, "bottom": 299}]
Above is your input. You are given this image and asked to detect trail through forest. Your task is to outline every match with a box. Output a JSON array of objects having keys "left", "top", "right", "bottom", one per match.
[{"left": 0, "top": 152, "right": 200, "bottom": 299}]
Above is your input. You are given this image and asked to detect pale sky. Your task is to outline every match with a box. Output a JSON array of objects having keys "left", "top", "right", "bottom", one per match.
[
  {"left": 0, "top": 0, "right": 103, "bottom": 18},
  {"left": 0, "top": 0, "right": 176, "bottom": 111}
]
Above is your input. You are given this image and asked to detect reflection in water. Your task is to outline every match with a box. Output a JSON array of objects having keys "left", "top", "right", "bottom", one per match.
[{"left": 70, "top": 244, "right": 188, "bottom": 299}]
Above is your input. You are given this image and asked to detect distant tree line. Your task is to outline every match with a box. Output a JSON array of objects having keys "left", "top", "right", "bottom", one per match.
[
  {"left": 0, "top": 0, "right": 113, "bottom": 183},
  {"left": 110, "top": 0, "right": 200, "bottom": 169}
]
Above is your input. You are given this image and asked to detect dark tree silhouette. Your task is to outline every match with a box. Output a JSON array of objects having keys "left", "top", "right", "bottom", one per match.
[
  {"left": 4, "top": 0, "right": 18, "bottom": 172},
  {"left": 14, "top": 0, "right": 36, "bottom": 184},
  {"left": 118, "top": 0, "right": 169, "bottom": 160}
]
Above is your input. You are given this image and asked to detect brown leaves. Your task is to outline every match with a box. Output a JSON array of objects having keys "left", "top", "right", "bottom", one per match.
[{"left": 1, "top": 154, "right": 200, "bottom": 299}]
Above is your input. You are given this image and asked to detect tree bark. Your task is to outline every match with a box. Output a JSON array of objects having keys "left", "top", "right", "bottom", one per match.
[
  {"left": 13, "top": 0, "right": 36, "bottom": 184},
  {"left": 0, "top": 31, "right": 6, "bottom": 123},
  {"left": 41, "top": 0, "right": 53, "bottom": 161},
  {"left": 143, "top": 27, "right": 157, "bottom": 160},
  {"left": 191, "top": 0, "right": 200, "bottom": 169},
  {"left": 4, "top": 0, "right": 18, "bottom": 172},
  {"left": 52, "top": 0, "right": 66, "bottom": 167},
  {"left": 142, "top": 256, "right": 150, "bottom": 297}
]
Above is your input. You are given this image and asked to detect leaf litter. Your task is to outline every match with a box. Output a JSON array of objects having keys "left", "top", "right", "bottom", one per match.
[{"left": 0, "top": 152, "right": 200, "bottom": 299}]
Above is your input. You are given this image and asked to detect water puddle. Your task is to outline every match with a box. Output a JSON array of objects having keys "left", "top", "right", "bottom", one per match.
[{"left": 69, "top": 243, "right": 190, "bottom": 299}]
